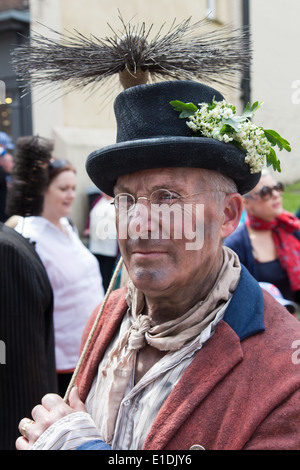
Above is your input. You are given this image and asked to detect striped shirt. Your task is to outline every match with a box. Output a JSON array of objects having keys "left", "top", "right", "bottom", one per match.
[{"left": 31, "top": 302, "right": 229, "bottom": 450}]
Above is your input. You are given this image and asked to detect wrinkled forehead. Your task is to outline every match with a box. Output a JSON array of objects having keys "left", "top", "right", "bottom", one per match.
[{"left": 114, "top": 167, "right": 213, "bottom": 194}]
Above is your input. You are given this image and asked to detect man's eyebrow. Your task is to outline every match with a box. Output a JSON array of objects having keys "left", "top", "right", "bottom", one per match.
[
  {"left": 114, "top": 183, "right": 130, "bottom": 194},
  {"left": 114, "top": 183, "right": 186, "bottom": 194}
]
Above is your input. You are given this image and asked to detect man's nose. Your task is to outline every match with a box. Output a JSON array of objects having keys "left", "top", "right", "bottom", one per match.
[{"left": 127, "top": 200, "right": 154, "bottom": 239}]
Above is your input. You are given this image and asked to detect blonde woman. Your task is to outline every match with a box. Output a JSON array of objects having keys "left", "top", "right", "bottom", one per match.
[{"left": 225, "top": 170, "right": 300, "bottom": 305}]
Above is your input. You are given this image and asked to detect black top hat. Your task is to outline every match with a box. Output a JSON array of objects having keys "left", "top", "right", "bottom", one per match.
[{"left": 86, "top": 80, "right": 261, "bottom": 196}]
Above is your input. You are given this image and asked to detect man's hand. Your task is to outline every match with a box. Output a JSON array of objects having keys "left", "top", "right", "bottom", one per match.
[{"left": 16, "top": 387, "right": 87, "bottom": 450}]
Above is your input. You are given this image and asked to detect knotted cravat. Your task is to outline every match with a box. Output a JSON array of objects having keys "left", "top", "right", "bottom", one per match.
[{"left": 98, "top": 246, "right": 241, "bottom": 443}]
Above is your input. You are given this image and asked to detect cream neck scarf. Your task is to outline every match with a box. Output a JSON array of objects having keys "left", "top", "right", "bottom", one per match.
[{"left": 101, "top": 246, "right": 241, "bottom": 443}]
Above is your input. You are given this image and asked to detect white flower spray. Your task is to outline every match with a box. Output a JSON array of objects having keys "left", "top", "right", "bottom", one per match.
[{"left": 170, "top": 97, "right": 291, "bottom": 174}]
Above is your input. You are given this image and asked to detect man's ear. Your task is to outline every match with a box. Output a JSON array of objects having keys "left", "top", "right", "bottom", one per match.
[{"left": 220, "top": 193, "right": 244, "bottom": 239}]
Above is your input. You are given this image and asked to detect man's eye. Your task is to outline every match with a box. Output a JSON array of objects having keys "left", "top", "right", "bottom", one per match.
[
  {"left": 151, "top": 190, "right": 181, "bottom": 204},
  {"left": 167, "top": 192, "right": 180, "bottom": 200},
  {"left": 158, "top": 192, "right": 180, "bottom": 203}
]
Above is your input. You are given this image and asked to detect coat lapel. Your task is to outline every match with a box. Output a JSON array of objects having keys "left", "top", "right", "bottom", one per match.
[
  {"left": 78, "top": 265, "right": 265, "bottom": 448},
  {"left": 143, "top": 266, "right": 265, "bottom": 450},
  {"left": 77, "top": 289, "right": 128, "bottom": 402}
]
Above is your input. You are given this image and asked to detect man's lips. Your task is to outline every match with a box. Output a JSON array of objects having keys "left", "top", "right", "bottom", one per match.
[
  {"left": 129, "top": 242, "right": 169, "bottom": 258},
  {"left": 132, "top": 250, "right": 168, "bottom": 257}
]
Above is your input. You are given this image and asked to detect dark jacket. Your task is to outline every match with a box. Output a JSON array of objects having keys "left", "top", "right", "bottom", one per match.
[
  {"left": 0, "top": 223, "right": 57, "bottom": 450},
  {"left": 0, "top": 167, "right": 8, "bottom": 222}
]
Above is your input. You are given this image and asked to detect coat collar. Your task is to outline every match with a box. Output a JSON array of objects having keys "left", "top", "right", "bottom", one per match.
[
  {"left": 223, "top": 265, "right": 265, "bottom": 340},
  {"left": 143, "top": 319, "right": 244, "bottom": 450},
  {"left": 143, "top": 266, "right": 265, "bottom": 450}
]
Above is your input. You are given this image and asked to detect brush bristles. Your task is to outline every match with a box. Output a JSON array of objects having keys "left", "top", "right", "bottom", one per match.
[{"left": 11, "top": 16, "right": 251, "bottom": 97}]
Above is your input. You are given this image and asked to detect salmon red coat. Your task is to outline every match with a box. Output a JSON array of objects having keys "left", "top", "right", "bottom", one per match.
[{"left": 76, "top": 267, "right": 300, "bottom": 450}]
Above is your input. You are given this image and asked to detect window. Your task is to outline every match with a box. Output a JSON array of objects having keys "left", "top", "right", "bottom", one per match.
[
  {"left": 206, "top": 0, "right": 216, "bottom": 20},
  {"left": 0, "top": 9, "right": 32, "bottom": 145}
]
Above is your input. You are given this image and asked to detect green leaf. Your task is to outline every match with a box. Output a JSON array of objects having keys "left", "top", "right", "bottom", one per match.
[
  {"left": 170, "top": 100, "right": 198, "bottom": 118},
  {"left": 251, "top": 101, "right": 263, "bottom": 113},
  {"left": 264, "top": 129, "right": 291, "bottom": 152},
  {"left": 219, "top": 124, "right": 229, "bottom": 135},
  {"left": 221, "top": 117, "right": 241, "bottom": 133},
  {"left": 242, "top": 102, "right": 251, "bottom": 116},
  {"left": 267, "top": 147, "right": 281, "bottom": 172},
  {"left": 207, "top": 96, "right": 218, "bottom": 111},
  {"left": 241, "top": 101, "right": 263, "bottom": 119}
]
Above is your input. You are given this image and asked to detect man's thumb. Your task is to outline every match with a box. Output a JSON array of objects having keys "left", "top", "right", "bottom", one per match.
[{"left": 68, "top": 386, "right": 87, "bottom": 412}]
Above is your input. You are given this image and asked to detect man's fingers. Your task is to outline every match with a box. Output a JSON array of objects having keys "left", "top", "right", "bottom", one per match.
[
  {"left": 68, "top": 386, "right": 87, "bottom": 412},
  {"left": 17, "top": 417, "right": 38, "bottom": 448},
  {"left": 32, "top": 403, "right": 49, "bottom": 422},
  {"left": 41, "top": 393, "right": 64, "bottom": 410},
  {"left": 19, "top": 417, "right": 35, "bottom": 438},
  {"left": 16, "top": 435, "right": 31, "bottom": 450},
  {"left": 16, "top": 389, "right": 87, "bottom": 450}
]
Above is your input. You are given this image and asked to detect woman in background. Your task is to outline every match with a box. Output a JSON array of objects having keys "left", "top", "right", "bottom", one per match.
[
  {"left": 225, "top": 170, "right": 300, "bottom": 305},
  {"left": 7, "top": 136, "right": 104, "bottom": 395}
]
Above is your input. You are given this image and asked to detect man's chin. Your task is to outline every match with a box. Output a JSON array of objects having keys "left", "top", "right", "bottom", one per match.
[{"left": 129, "top": 268, "right": 170, "bottom": 294}]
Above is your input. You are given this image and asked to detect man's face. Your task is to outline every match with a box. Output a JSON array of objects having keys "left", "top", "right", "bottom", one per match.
[{"left": 114, "top": 167, "right": 230, "bottom": 301}]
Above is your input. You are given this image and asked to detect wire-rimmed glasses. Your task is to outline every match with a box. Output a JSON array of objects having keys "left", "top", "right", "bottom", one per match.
[{"left": 113, "top": 188, "right": 215, "bottom": 212}]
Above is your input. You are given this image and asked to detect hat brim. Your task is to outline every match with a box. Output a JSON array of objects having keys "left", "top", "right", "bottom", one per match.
[{"left": 86, "top": 136, "right": 261, "bottom": 197}]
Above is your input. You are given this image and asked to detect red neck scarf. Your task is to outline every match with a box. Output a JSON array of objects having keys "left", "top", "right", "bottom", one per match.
[{"left": 247, "top": 211, "right": 300, "bottom": 291}]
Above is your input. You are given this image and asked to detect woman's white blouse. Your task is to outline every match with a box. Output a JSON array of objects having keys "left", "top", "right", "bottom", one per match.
[{"left": 15, "top": 216, "right": 104, "bottom": 371}]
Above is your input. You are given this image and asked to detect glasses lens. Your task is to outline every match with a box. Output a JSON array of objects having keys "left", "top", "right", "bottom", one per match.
[
  {"left": 150, "top": 189, "right": 180, "bottom": 205},
  {"left": 274, "top": 182, "right": 284, "bottom": 193},
  {"left": 114, "top": 193, "right": 135, "bottom": 212},
  {"left": 259, "top": 183, "right": 284, "bottom": 200},
  {"left": 259, "top": 186, "right": 272, "bottom": 200}
]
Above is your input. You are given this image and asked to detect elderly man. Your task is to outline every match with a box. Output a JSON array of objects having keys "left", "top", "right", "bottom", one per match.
[{"left": 16, "top": 80, "right": 300, "bottom": 451}]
